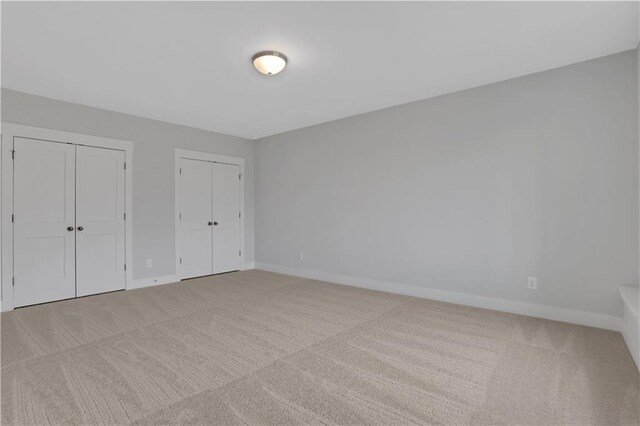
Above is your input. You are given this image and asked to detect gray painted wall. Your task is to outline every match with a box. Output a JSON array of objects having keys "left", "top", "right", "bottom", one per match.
[
  {"left": 2, "top": 49, "right": 637, "bottom": 316},
  {"left": 1, "top": 89, "right": 255, "bottom": 280},
  {"left": 255, "top": 49, "right": 639, "bottom": 317}
]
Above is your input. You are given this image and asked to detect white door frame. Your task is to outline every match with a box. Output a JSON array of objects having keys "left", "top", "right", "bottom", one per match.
[
  {"left": 1, "top": 122, "right": 134, "bottom": 312},
  {"left": 174, "top": 148, "right": 246, "bottom": 279}
]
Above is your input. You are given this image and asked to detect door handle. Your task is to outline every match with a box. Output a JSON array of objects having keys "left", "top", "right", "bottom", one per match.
[
  {"left": 213, "top": 221, "right": 218, "bottom": 226},
  {"left": 67, "top": 226, "right": 74, "bottom": 232},
  {"left": 208, "top": 221, "right": 213, "bottom": 226},
  {"left": 77, "top": 226, "right": 84, "bottom": 231}
]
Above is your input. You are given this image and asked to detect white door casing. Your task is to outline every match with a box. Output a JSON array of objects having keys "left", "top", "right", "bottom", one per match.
[
  {"left": 13, "top": 138, "right": 76, "bottom": 307},
  {"left": 179, "top": 158, "right": 213, "bottom": 278},
  {"left": 212, "top": 162, "right": 241, "bottom": 274},
  {"left": 1, "top": 122, "right": 134, "bottom": 312},
  {"left": 76, "top": 145, "right": 126, "bottom": 297},
  {"left": 174, "top": 149, "right": 245, "bottom": 280}
]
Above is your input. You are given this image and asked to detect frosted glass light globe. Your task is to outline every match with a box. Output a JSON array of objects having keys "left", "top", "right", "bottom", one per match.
[{"left": 252, "top": 51, "right": 287, "bottom": 76}]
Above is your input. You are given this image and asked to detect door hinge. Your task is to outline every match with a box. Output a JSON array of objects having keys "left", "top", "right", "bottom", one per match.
[
  {"left": 11, "top": 214, "right": 14, "bottom": 223},
  {"left": 11, "top": 150, "right": 15, "bottom": 160},
  {"left": 239, "top": 173, "right": 242, "bottom": 180},
  {"left": 124, "top": 162, "right": 127, "bottom": 170},
  {"left": 12, "top": 277, "right": 15, "bottom": 286},
  {"left": 180, "top": 257, "right": 182, "bottom": 264},
  {"left": 179, "top": 168, "right": 182, "bottom": 175},
  {"left": 124, "top": 212, "right": 126, "bottom": 220},
  {"left": 179, "top": 212, "right": 182, "bottom": 220},
  {"left": 239, "top": 250, "right": 241, "bottom": 256},
  {"left": 239, "top": 212, "right": 241, "bottom": 219},
  {"left": 124, "top": 264, "right": 127, "bottom": 271}
]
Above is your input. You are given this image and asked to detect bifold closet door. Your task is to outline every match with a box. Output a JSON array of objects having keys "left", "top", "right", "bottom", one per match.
[
  {"left": 13, "top": 138, "right": 76, "bottom": 307},
  {"left": 212, "top": 162, "right": 241, "bottom": 274},
  {"left": 76, "top": 145, "right": 126, "bottom": 297},
  {"left": 179, "top": 158, "right": 213, "bottom": 278}
]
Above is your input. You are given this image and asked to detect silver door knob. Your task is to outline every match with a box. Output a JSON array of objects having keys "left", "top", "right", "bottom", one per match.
[
  {"left": 213, "top": 221, "right": 218, "bottom": 226},
  {"left": 77, "top": 226, "right": 84, "bottom": 231},
  {"left": 208, "top": 221, "right": 213, "bottom": 226},
  {"left": 67, "top": 226, "right": 74, "bottom": 232}
]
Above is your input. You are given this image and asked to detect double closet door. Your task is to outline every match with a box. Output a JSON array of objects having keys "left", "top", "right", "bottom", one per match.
[
  {"left": 179, "top": 158, "right": 241, "bottom": 279},
  {"left": 13, "top": 138, "right": 126, "bottom": 307}
]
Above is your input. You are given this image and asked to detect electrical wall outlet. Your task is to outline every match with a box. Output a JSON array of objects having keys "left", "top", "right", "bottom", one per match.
[
  {"left": 299, "top": 252, "right": 304, "bottom": 262},
  {"left": 146, "top": 258, "right": 153, "bottom": 269},
  {"left": 527, "top": 276, "right": 538, "bottom": 289}
]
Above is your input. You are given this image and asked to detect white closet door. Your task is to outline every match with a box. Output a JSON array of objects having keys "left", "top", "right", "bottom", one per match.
[
  {"left": 212, "top": 162, "right": 241, "bottom": 274},
  {"left": 76, "top": 146, "right": 126, "bottom": 297},
  {"left": 13, "top": 138, "right": 76, "bottom": 307},
  {"left": 179, "top": 159, "right": 213, "bottom": 278}
]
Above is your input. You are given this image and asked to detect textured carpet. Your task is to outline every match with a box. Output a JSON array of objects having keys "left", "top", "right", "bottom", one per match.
[{"left": 1, "top": 270, "right": 638, "bottom": 425}]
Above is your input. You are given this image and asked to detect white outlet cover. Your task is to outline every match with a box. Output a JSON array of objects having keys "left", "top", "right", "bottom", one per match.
[
  {"left": 527, "top": 276, "right": 538, "bottom": 289},
  {"left": 146, "top": 259, "right": 153, "bottom": 268}
]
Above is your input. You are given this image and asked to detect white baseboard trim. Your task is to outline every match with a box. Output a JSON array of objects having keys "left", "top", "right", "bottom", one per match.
[
  {"left": 621, "top": 319, "right": 640, "bottom": 372},
  {"left": 0, "top": 274, "right": 182, "bottom": 311},
  {"left": 122, "top": 266, "right": 257, "bottom": 292},
  {"left": 0, "top": 267, "right": 254, "bottom": 312},
  {"left": 255, "top": 262, "right": 623, "bottom": 332},
  {"left": 619, "top": 286, "right": 640, "bottom": 371},
  {"left": 128, "top": 274, "right": 180, "bottom": 290}
]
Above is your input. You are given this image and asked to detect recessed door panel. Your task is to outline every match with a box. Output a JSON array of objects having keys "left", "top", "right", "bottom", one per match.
[
  {"left": 13, "top": 138, "right": 76, "bottom": 307},
  {"left": 212, "top": 162, "right": 241, "bottom": 274},
  {"left": 76, "top": 145, "right": 126, "bottom": 297},
  {"left": 180, "top": 159, "right": 213, "bottom": 278}
]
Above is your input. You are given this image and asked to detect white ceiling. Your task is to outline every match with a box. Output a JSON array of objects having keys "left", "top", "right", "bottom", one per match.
[{"left": 2, "top": 1, "right": 638, "bottom": 139}]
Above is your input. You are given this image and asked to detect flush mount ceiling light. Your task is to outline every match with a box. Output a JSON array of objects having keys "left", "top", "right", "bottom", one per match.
[{"left": 252, "top": 51, "right": 287, "bottom": 76}]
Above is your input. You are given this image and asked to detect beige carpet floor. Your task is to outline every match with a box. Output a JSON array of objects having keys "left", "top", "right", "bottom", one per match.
[{"left": 1, "top": 270, "right": 638, "bottom": 425}]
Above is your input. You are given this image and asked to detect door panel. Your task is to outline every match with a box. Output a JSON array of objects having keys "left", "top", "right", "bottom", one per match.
[
  {"left": 76, "top": 145, "right": 126, "bottom": 297},
  {"left": 212, "top": 163, "right": 241, "bottom": 274},
  {"left": 180, "top": 159, "right": 213, "bottom": 278},
  {"left": 13, "top": 138, "right": 76, "bottom": 307}
]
